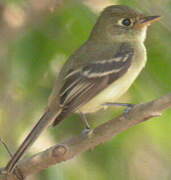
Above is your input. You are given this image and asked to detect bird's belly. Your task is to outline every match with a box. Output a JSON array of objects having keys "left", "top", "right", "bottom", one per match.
[{"left": 77, "top": 58, "right": 146, "bottom": 113}]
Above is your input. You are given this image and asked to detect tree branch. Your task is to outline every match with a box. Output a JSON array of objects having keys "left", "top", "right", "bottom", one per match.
[{"left": 1, "top": 93, "right": 171, "bottom": 180}]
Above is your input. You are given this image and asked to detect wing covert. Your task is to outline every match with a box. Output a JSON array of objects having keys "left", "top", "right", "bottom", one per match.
[{"left": 59, "top": 43, "right": 134, "bottom": 113}]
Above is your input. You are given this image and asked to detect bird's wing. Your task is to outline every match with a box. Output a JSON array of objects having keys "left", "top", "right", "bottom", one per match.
[{"left": 58, "top": 43, "right": 134, "bottom": 114}]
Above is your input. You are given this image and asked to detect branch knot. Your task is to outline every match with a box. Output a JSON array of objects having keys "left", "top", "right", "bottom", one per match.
[{"left": 52, "top": 144, "right": 68, "bottom": 158}]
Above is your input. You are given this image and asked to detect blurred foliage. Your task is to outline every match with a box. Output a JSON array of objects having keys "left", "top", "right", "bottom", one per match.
[{"left": 0, "top": 0, "right": 171, "bottom": 180}]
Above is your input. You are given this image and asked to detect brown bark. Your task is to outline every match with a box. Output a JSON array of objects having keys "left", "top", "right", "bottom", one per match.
[{"left": 1, "top": 93, "right": 171, "bottom": 180}]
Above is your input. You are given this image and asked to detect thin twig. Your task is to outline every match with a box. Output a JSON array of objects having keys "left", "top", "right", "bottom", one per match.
[{"left": 0, "top": 138, "right": 13, "bottom": 158}]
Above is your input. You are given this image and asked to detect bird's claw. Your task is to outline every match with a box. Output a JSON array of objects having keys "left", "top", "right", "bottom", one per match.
[
  {"left": 81, "top": 128, "right": 93, "bottom": 137},
  {"left": 123, "top": 104, "right": 135, "bottom": 114}
]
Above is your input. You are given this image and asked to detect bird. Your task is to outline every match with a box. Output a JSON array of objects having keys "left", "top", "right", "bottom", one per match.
[{"left": 5, "top": 5, "right": 160, "bottom": 173}]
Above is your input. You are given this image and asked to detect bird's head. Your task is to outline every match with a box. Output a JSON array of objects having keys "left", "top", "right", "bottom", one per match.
[{"left": 90, "top": 5, "right": 160, "bottom": 43}]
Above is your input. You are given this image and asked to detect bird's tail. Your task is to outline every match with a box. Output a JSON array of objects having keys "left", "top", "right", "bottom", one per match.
[{"left": 5, "top": 109, "right": 63, "bottom": 174}]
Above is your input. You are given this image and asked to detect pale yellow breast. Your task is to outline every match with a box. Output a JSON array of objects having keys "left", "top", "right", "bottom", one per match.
[{"left": 78, "top": 43, "right": 147, "bottom": 113}]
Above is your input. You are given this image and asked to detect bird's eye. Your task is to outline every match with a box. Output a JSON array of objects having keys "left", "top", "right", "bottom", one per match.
[{"left": 122, "top": 18, "right": 132, "bottom": 26}]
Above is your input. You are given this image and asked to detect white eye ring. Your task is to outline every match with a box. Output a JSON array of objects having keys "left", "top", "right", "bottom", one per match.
[{"left": 118, "top": 18, "right": 133, "bottom": 27}]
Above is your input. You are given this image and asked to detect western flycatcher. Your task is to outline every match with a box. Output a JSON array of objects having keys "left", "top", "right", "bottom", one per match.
[{"left": 5, "top": 5, "right": 160, "bottom": 173}]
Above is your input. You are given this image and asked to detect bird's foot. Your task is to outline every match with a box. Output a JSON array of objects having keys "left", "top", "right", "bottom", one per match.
[{"left": 81, "top": 127, "right": 93, "bottom": 137}]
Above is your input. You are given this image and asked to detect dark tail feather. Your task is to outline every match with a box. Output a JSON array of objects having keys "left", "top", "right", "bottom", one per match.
[
  {"left": 52, "top": 110, "right": 69, "bottom": 126},
  {"left": 5, "top": 109, "right": 61, "bottom": 173}
]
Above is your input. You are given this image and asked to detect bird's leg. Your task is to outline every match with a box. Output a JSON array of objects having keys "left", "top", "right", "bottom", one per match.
[
  {"left": 79, "top": 112, "right": 90, "bottom": 130},
  {"left": 102, "top": 102, "right": 135, "bottom": 113},
  {"left": 79, "top": 112, "right": 93, "bottom": 136}
]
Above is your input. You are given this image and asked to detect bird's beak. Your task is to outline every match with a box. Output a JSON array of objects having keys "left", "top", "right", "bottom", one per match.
[
  {"left": 140, "top": 16, "right": 161, "bottom": 25},
  {"left": 135, "top": 15, "right": 161, "bottom": 29}
]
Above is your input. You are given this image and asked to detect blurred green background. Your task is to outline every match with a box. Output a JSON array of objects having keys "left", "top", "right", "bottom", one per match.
[{"left": 0, "top": 0, "right": 171, "bottom": 179}]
